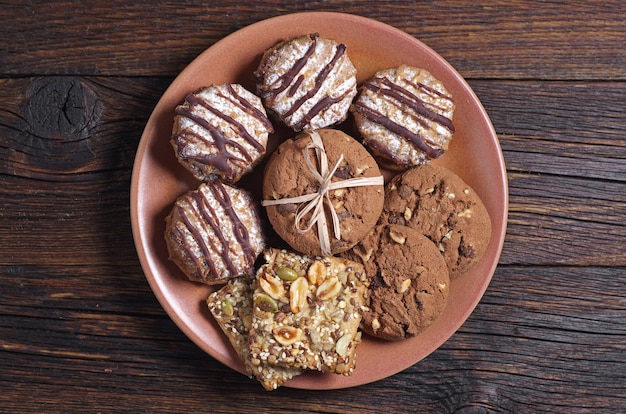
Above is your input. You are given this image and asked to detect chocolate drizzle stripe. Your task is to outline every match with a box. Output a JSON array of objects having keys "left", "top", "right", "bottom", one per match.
[
  {"left": 175, "top": 204, "right": 219, "bottom": 280},
  {"left": 174, "top": 130, "right": 249, "bottom": 171},
  {"left": 264, "top": 33, "right": 318, "bottom": 101},
  {"left": 288, "top": 75, "right": 305, "bottom": 97},
  {"left": 224, "top": 84, "right": 274, "bottom": 135},
  {"left": 353, "top": 103, "right": 444, "bottom": 159},
  {"left": 406, "top": 78, "right": 454, "bottom": 102},
  {"left": 174, "top": 106, "right": 252, "bottom": 177},
  {"left": 383, "top": 97, "right": 442, "bottom": 148},
  {"left": 206, "top": 183, "right": 257, "bottom": 272},
  {"left": 283, "top": 43, "right": 347, "bottom": 120},
  {"left": 292, "top": 87, "right": 352, "bottom": 131},
  {"left": 191, "top": 189, "right": 239, "bottom": 276},
  {"left": 187, "top": 92, "right": 265, "bottom": 153},
  {"left": 174, "top": 224, "right": 206, "bottom": 279},
  {"left": 366, "top": 77, "right": 455, "bottom": 132}
]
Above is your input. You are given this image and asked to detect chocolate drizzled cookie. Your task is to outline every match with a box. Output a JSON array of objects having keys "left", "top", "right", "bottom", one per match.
[
  {"left": 255, "top": 33, "right": 357, "bottom": 131},
  {"left": 171, "top": 83, "right": 273, "bottom": 183},
  {"left": 352, "top": 65, "right": 455, "bottom": 170},
  {"left": 165, "top": 182, "right": 266, "bottom": 284},
  {"left": 341, "top": 224, "right": 449, "bottom": 341}
]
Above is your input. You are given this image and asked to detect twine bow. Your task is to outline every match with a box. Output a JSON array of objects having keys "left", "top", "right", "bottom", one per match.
[{"left": 262, "top": 131, "right": 384, "bottom": 256}]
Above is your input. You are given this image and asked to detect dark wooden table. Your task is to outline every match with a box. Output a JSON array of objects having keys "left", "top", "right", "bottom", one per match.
[{"left": 2, "top": 1, "right": 625, "bottom": 412}]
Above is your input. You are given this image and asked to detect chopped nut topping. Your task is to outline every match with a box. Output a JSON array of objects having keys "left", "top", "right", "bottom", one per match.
[
  {"left": 316, "top": 276, "right": 342, "bottom": 301},
  {"left": 289, "top": 277, "right": 309, "bottom": 313},
  {"left": 259, "top": 272, "right": 285, "bottom": 299},
  {"left": 307, "top": 260, "right": 327, "bottom": 285},
  {"left": 272, "top": 326, "right": 303, "bottom": 346},
  {"left": 397, "top": 279, "right": 411, "bottom": 294},
  {"left": 371, "top": 318, "right": 381, "bottom": 331},
  {"left": 335, "top": 333, "right": 353, "bottom": 356},
  {"left": 389, "top": 230, "right": 406, "bottom": 245},
  {"left": 404, "top": 207, "right": 413, "bottom": 221}
]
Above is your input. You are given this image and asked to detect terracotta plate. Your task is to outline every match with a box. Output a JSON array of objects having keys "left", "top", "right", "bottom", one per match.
[{"left": 131, "top": 12, "right": 508, "bottom": 390}]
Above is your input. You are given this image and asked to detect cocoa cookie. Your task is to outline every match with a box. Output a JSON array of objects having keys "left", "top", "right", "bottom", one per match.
[
  {"left": 351, "top": 65, "right": 455, "bottom": 170},
  {"left": 165, "top": 182, "right": 266, "bottom": 284},
  {"left": 341, "top": 224, "right": 449, "bottom": 341},
  {"left": 379, "top": 164, "right": 491, "bottom": 279},
  {"left": 262, "top": 128, "right": 384, "bottom": 256},
  {"left": 171, "top": 83, "right": 274, "bottom": 183},
  {"left": 255, "top": 33, "right": 357, "bottom": 131}
]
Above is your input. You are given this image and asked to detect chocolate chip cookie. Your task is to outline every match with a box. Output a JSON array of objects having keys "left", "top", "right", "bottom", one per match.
[
  {"left": 341, "top": 224, "right": 449, "bottom": 341},
  {"left": 379, "top": 164, "right": 491, "bottom": 279}
]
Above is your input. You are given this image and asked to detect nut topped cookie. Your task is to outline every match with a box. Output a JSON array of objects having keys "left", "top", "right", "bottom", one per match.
[
  {"left": 171, "top": 83, "right": 274, "bottom": 183},
  {"left": 207, "top": 277, "right": 301, "bottom": 390},
  {"left": 351, "top": 65, "right": 455, "bottom": 170},
  {"left": 255, "top": 33, "right": 357, "bottom": 131},
  {"left": 164, "top": 182, "right": 266, "bottom": 284},
  {"left": 262, "top": 129, "right": 384, "bottom": 256},
  {"left": 341, "top": 224, "right": 449, "bottom": 341},
  {"left": 248, "top": 249, "right": 369, "bottom": 375},
  {"left": 379, "top": 164, "right": 491, "bottom": 279}
]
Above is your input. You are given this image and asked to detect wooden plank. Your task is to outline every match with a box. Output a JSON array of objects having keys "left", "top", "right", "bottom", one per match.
[
  {"left": 1, "top": 265, "right": 624, "bottom": 411},
  {"left": 1, "top": 77, "right": 625, "bottom": 266},
  {"left": 0, "top": 1, "right": 624, "bottom": 80}
]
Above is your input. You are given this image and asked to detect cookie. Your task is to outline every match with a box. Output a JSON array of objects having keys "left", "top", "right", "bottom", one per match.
[
  {"left": 379, "top": 164, "right": 491, "bottom": 279},
  {"left": 351, "top": 65, "right": 455, "bottom": 170},
  {"left": 262, "top": 129, "right": 384, "bottom": 256},
  {"left": 171, "top": 83, "right": 274, "bottom": 183},
  {"left": 165, "top": 182, "right": 266, "bottom": 284},
  {"left": 255, "top": 33, "right": 357, "bottom": 131},
  {"left": 206, "top": 277, "right": 301, "bottom": 391},
  {"left": 341, "top": 224, "right": 449, "bottom": 341},
  {"left": 248, "top": 249, "right": 369, "bottom": 375}
]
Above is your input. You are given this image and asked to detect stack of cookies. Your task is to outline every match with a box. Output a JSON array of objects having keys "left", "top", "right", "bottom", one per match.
[{"left": 162, "top": 33, "right": 491, "bottom": 390}]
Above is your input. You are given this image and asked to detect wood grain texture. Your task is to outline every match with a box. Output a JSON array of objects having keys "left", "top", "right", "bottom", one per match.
[
  {"left": 0, "top": 1, "right": 624, "bottom": 80},
  {"left": 2, "top": 265, "right": 624, "bottom": 412},
  {"left": 1, "top": 1, "right": 625, "bottom": 412}
]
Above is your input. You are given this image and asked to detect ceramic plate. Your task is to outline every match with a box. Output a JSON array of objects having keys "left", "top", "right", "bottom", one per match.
[{"left": 131, "top": 12, "right": 508, "bottom": 390}]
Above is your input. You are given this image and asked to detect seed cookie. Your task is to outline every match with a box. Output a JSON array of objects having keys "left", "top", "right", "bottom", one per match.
[
  {"left": 171, "top": 83, "right": 274, "bottom": 183},
  {"left": 164, "top": 182, "right": 266, "bottom": 284},
  {"left": 379, "top": 164, "right": 491, "bottom": 279},
  {"left": 255, "top": 33, "right": 357, "bottom": 131},
  {"left": 248, "top": 248, "right": 369, "bottom": 375},
  {"left": 207, "top": 277, "right": 301, "bottom": 390},
  {"left": 341, "top": 224, "right": 449, "bottom": 341},
  {"left": 351, "top": 65, "right": 455, "bottom": 170}
]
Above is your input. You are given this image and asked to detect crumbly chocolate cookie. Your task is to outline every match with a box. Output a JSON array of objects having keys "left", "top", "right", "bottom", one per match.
[
  {"left": 341, "top": 224, "right": 449, "bottom": 341},
  {"left": 262, "top": 128, "right": 384, "bottom": 256},
  {"left": 255, "top": 33, "right": 357, "bottom": 131},
  {"left": 165, "top": 182, "right": 266, "bottom": 284},
  {"left": 351, "top": 65, "right": 455, "bottom": 170},
  {"left": 379, "top": 164, "right": 491, "bottom": 279},
  {"left": 248, "top": 249, "right": 369, "bottom": 375},
  {"left": 171, "top": 83, "right": 274, "bottom": 183},
  {"left": 207, "top": 277, "right": 301, "bottom": 391}
]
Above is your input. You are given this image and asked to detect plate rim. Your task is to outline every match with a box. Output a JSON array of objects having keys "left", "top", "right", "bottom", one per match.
[{"left": 130, "top": 11, "right": 509, "bottom": 390}]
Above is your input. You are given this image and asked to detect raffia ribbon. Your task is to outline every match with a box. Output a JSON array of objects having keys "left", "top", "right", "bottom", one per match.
[{"left": 261, "top": 130, "right": 384, "bottom": 256}]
